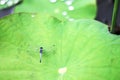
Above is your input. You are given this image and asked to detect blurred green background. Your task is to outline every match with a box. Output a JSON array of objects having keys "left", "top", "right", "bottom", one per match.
[{"left": 15, "top": 0, "right": 96, "bottom": 20}]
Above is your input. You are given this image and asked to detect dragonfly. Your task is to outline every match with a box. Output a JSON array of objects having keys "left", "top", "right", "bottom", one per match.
[{"left": 40, "top": 47, "right": 43, "bottom": 63}]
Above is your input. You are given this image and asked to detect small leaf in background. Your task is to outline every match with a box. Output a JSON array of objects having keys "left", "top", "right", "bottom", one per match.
[{"left": 15, "top": 0, "right": 96, "bottom": 21}]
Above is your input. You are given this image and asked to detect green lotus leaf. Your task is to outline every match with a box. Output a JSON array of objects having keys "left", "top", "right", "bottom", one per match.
[
  {"left": 15, "top": 0, "right": 96, "bottom": 20},
  {"left": 0, "top": 13, "right": 120, "bottom": 80}
]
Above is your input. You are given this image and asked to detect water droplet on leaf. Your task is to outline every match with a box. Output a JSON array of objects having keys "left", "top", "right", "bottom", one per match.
[
  {"left": 68, "top": 6, "right": 74, "bottom": 10},
  {"left": 65, "top": 0, "right": 73, "bottom": 5},
  {"left": 54, "top": 9, "right": 60, "bottom": 13},
  {"left": 7, "top": 1, "right": 13, "bottom": 6},
  {"left": 14, "top": 0, "right": 19, "bottom": 4},
  {"left": 0, "top": 0, "right": 6, "bottom": 5},
  {"left": 62, "top": 11, "right": 67, "bottom": 16},
  {"left": 49, "top": 0, "right": 57, "bottom": 3},
  {"left": 58, "top": 67, "right": 67, "bottom": 75},
  {"left": 69, "top": 18, "right": 74, "bottom": 21},
  {"left": 31, "top": 14, "right": 35, "bottom": 17}
]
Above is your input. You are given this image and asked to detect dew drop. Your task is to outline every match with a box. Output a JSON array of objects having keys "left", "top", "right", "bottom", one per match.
[
  {"left": 14, "top": 0, "right": 19, "bottom": 4},
  {"left": 7, "top": 1, "right": 13, "bottom": 6},
  {"left": 62, "top": 11, "right": 67, "bottom": 16},
  {"left": 31, "top": 14, "right": 35, "bottom": 17},
  {"left": 68, "top": 6, "right": 74, "bottom": 11},
  {"left": 65, "top": 0, "right": 73, "bottom": 5},
  {"left": 49, "top": 0, "right": 57, "bottom": 3},
  {"left": 68, "top": 18, "right": 74, "bottom": 21},
  {"left": 54, "top": 9, "right": 60, "bottom": 13},
  {"left": 58, "top": 67, "right": 67, "bottom": 75},
  {"left": 0, "top": 0, "right": 6, "bottom": 5}
]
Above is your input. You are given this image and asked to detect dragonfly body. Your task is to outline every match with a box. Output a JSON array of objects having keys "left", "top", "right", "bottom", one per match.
[{"left": 40, "top": 47, "right": 43, "bottom": 63}]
